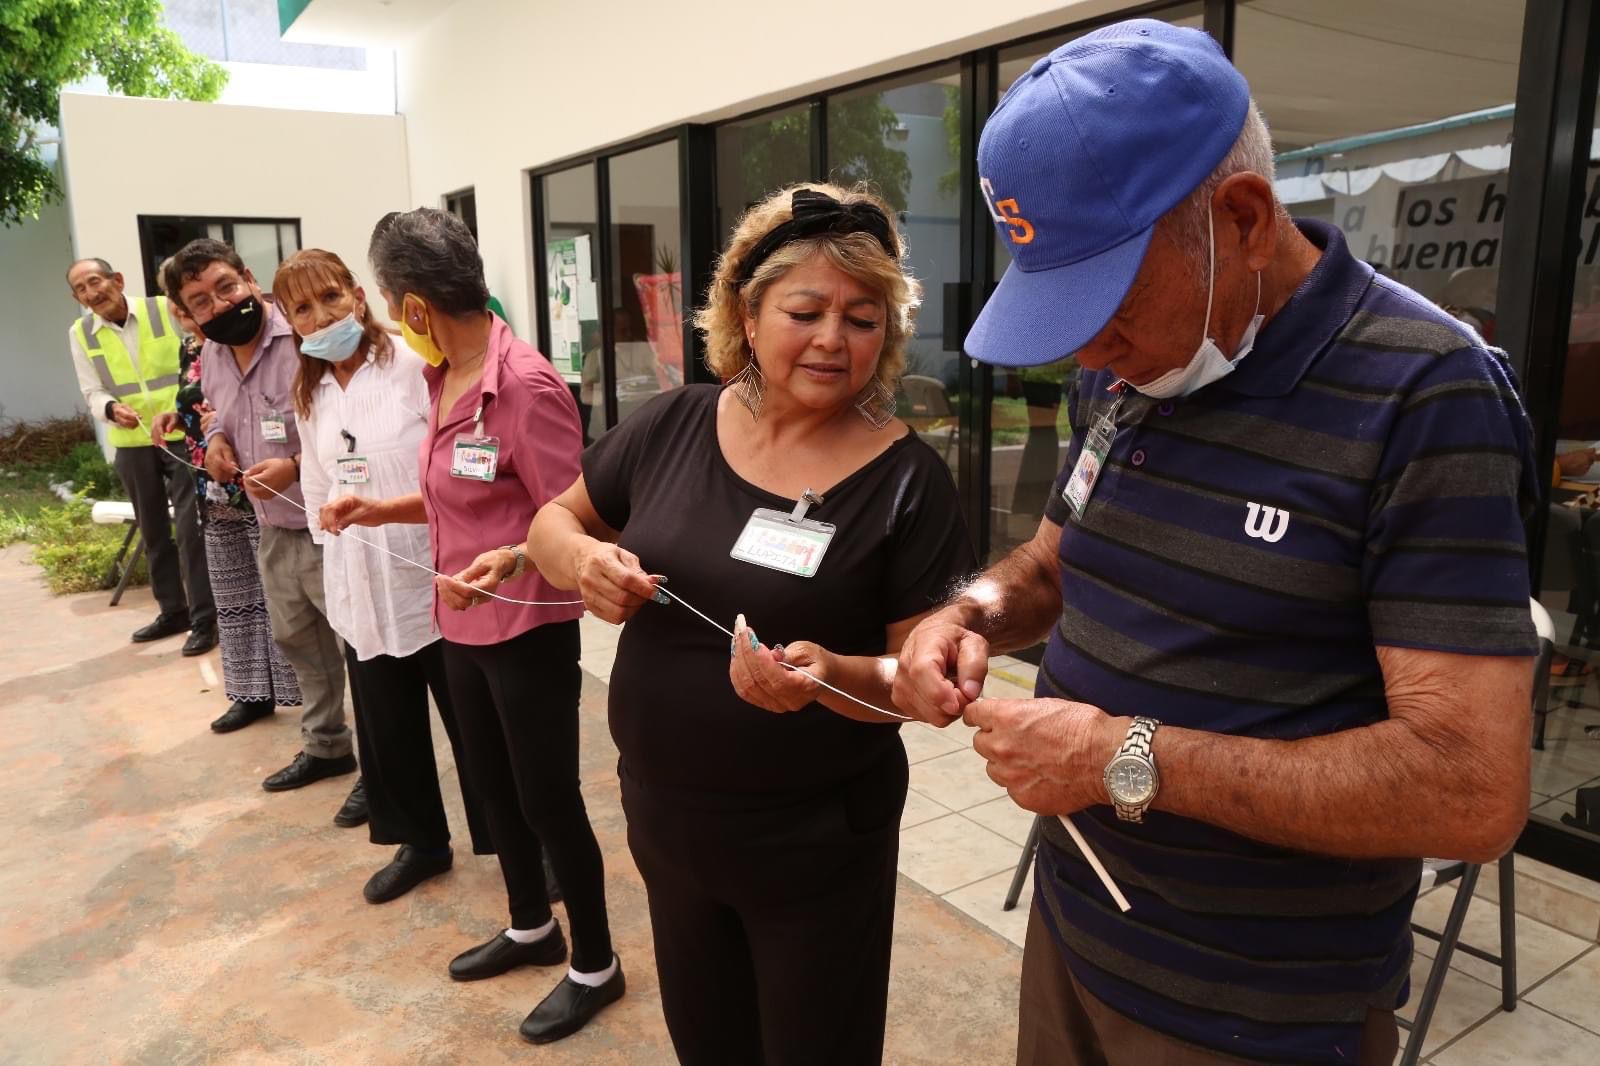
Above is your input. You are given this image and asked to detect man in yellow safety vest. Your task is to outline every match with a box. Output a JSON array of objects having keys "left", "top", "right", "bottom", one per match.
[{"left": 66, "top": 258, "right": 216, "bottom": 654}]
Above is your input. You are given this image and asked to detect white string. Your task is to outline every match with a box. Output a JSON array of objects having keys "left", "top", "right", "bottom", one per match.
[
  {"left": 141, "top": 416, "right": 583, "bottom": 607},
  {"left": 147, "top": 417, "right": 1128, "bottom": 909},
  {"left": 659, "top": 586, "right": 915, "bottom": 723}
]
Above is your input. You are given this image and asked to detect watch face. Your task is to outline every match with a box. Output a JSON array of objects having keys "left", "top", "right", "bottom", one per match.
[{"left": 1107, "top": 756, "right": 1156, "bottom": 805}]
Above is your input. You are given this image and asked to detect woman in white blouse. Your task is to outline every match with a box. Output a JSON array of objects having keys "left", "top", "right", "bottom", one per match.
[{"left": 273, "top": 249, "right": 492, "bottom": 902}]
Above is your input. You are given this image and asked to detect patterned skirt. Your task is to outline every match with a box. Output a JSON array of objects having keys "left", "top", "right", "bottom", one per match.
[{"left": 204, "top": 502, "right": 303, "bottom": 706}]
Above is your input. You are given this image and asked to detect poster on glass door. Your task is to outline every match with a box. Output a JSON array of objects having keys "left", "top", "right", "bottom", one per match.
[{"left": 546, "top": 234, "right": 596, "bottom": 383}]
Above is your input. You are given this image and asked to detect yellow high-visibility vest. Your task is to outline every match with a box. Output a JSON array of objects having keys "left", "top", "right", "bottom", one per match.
[{"left": 76, "top": 296, "right": 186, "bottom": 449}]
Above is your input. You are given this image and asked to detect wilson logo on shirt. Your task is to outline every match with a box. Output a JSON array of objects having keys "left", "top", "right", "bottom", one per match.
[{"left": 1243, "top": 503, "right": 1290, "bottom": 544}]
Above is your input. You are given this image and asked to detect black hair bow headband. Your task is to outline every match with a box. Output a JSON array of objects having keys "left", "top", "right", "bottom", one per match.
[{"left": 733, "top": 189, "right": 898, "bottom": 289}]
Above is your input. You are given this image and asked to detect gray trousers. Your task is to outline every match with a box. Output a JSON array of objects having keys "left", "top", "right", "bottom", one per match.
[
  {"left": 256, "top": 524, "right": 352, "bottom": 759},
  {"left": 113, "top": 441, "right": 214, "bottom": 627}
]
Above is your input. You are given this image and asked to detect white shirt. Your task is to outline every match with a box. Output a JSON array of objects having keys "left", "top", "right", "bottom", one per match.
[
  {"left": 300, "top": 340, "right": 438, "bottom": 661},
  {"left": 66, "top": 296, "right": 159, "bottom": 420}
]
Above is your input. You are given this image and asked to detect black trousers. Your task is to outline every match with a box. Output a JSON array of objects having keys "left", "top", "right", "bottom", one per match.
[
  {"left": 113, "top": 440, "right": 214, "bottom": 627},
  {"left": 344, "top": 641, "right": 492, "bottom": 853},
  {"left": 440, "top": 621, "right": 613, "bottom": 972},
  {"left": 620, "top": 750, "right": 907, "bottom": 1066}
]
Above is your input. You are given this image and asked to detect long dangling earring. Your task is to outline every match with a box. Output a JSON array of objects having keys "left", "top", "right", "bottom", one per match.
[
  {"left": 856, "top": 376, "right": 896, "bottom": 430},
  {"left": 729, "top": 350, "right": 765, "bottom": 421}
]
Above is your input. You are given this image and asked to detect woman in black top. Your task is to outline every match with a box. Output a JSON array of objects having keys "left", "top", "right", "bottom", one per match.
[{"left": 523, "top": 183, "right": 976, "bottom": 1065}]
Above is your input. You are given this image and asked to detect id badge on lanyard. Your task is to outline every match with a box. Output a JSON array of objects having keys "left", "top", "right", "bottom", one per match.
[
  {"left": 336, "top": 429, "right": 369, "bottom": 485},
  {"left": 260, "top": 406, "right": 289, "bottom": 443},
  {"left": 729, "top": 489, "right": 836, "bottom": 579},
  {"left": 1062, "top": 395, "right": 1123, "bottom": 522},
  {"left": 450, "top": 403, "right": 500, "bottom": 482}
]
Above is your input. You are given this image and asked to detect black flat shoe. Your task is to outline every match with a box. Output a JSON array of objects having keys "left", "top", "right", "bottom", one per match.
[
  {"left": 364, "top": 845, "right": 452, "bottom": 903},
  {"left": 211, "top": 700, "right": 274, "bottom": 733},
  {"left": 519, "top": 960, "right": 625, "bottom": 1044},
  {"left": 132, "top": 612, "right": 189, "bottom": 643},
  {"left": 261, "top": 751, "right": 357, "bottom": 792},
  {"left": 449, "top": 925, "right": 567, "bottom": 981},
  {"left": 181, "top": 624, "right": 218, "bottom": 656},
  {"left": 333, "top": 777, "right": 369, "bottom": 827}
]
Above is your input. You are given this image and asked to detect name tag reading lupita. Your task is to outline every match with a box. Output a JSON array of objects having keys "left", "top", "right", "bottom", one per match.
[{"left": 729, "top": 489, "right": 834, "bottom": 578}]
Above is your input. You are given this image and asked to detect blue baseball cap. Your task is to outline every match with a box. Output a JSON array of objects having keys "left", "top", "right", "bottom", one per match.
[{"left": 965, "top": 19, "right": 1251, "bottom": 367}]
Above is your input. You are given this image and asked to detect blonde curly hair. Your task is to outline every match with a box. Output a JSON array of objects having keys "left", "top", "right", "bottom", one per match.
[{"left": 695, "top": 182, "right": 922, "bottom": 391}]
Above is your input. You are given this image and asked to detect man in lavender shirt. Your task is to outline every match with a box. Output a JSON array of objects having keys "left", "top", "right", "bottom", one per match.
[{"left": 164, "top": 240, "right": 360, "bottom": 814}]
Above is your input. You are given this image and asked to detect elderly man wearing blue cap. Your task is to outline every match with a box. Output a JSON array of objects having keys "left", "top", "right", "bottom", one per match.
[{"left": 894, "top": 18, "right": 1538, "bottom": 1066}]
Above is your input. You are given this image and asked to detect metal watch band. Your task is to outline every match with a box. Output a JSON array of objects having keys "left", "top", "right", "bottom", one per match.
[
  {"left": 1112, "top": 716, "right": 1159, "bottom": 822},
  {"left": 501, "top": 544, "right": 527, "bottom": 580}
]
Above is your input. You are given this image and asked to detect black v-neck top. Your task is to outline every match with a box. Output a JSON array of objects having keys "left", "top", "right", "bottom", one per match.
[{"left": 582, "top": 384, "right": 977, "bottom": 796}]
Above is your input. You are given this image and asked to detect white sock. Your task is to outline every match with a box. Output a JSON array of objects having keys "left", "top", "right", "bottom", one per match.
[
  {"left": 568, "top": 954, "right": 618, "bottom": 987},
  {"left": 504, "top": 919, "right": 555, "bottom": 944}
]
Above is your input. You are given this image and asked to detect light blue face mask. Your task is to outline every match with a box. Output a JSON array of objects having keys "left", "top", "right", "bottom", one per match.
[{"left": 299, "top": 312, "right": 365, "bottom": 362}]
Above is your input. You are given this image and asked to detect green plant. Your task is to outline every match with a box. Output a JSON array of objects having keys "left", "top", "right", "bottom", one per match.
[
  {"left": 28, "top": 497, "right": 146, "bottom": 594},
  {"left": 1, "top": 1, "right": 227, "bottom": 226},
  {"left": 54, "top": 441, "right": 117, "bottom": 497}
]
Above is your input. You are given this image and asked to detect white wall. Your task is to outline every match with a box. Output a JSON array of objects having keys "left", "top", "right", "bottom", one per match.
[
  {"left": 58, "top": 93, "right": 410, "bottom": 313},
  {"left": 394, "top": 0, "right": 1117, "bottom": 343},
  {"left": 0, "top": 195, "right": 86, "bottom": 422}
]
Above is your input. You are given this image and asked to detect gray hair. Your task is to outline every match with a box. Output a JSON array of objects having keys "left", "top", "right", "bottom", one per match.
[
  {"left": 1163, "top": 100, "right": 1280, "bottom": 279},
  {"left": 368, "top": 207, "right": 489, "bottom": 316}
]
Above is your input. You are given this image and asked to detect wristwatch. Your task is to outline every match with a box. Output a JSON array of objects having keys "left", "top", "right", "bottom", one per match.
[
  {"left": 1103, "top": 717, "right": 1161, "bottom": 823},
  {"left": 501, "top": 544, "right": 528, "bottom": 581}
]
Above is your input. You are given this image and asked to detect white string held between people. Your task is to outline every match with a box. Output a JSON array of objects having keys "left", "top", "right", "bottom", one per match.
[{"left": 147, "top": 416, "right": 1130, "bottom": 910}]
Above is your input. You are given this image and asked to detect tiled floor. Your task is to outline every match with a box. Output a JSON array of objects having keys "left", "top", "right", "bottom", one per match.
[{"left": 576, "top": 611, "right": 1600, "bottom": 1064}]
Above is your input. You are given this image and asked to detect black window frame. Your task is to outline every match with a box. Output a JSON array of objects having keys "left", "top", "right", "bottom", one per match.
[{"left": 134, "top": 214, "right": 303, "bottom": 295}]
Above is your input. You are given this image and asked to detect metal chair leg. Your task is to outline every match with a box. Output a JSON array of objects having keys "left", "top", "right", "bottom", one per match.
[
  {"left": 109, "top": 530, "right": 143, "bottom": 607},
  {"left": 1498, "top": 855, "right": 1518, "bottom": 1012},
  {"left": 1003, "top": 815, "right": 1043, "bottom": 911},
  {"left": 1400, "top": 864, "right": 1481, "bottom": 1066}
]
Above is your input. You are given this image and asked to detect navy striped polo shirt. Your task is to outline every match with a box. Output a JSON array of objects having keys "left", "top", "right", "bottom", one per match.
[{"left": 1034, "top": 220, "right": 1539, "bottom": 1064}]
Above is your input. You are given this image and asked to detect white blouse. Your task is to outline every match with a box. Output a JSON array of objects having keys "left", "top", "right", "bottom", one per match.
[{"left": 300, "top": 341, "right": 436, "bottom": 661}]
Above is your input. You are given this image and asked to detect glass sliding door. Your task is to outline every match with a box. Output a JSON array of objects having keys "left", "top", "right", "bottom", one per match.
[{"left": 827, "top": 64, "right": 964, "bottom": 485}]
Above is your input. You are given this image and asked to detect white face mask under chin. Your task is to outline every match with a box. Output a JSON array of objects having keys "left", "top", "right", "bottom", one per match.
[{"left": 1131, "top": 210, "right": 1263, "bottom": 400}]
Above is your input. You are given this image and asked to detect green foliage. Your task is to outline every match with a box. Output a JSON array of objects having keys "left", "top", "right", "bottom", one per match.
[
  {"left": 1, "top": 0, "right": 228, "bottom": 226},
  {"left": 30, "top": 497, "right": 147, "bottom": 594},
  {"left": 734, "top": 96, "right": 912, "bottom": 216},
  {"left": 56, "top": 440, "right": 117, "bottom": 497}
]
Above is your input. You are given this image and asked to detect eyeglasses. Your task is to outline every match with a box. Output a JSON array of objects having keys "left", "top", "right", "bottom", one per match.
[{"left": 186, "top": 275, "right": 248, "bottom": 315}]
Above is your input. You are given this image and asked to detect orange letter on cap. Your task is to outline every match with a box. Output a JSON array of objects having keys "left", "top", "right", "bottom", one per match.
[{"left": 995, "top": 199, "right": 1035, "bottom": 244}]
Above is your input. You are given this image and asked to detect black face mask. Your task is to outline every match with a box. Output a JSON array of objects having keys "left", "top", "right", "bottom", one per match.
[{"left": 199, "top": 295, "right": 264, "bottom": 347}]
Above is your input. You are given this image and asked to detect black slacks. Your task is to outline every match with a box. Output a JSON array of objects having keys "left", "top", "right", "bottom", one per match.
[
  {"left": 440, "top": 621, "right": 613, "bottom": 972},
  {"left": 620, "top": 749, "right": 907, "bottom": 1066},
  {"left": 343, "top": 640, "right": 492, "bottom": 853},
  {"left": 113, "top": 440, "right": 214, "bottom": 626}
]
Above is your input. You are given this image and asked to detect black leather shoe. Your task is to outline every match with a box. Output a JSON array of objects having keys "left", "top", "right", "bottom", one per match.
[
  {"left": 261, "top": 751, "right": 357, "bottom": 792},
  {"left": 364, "top": 845, "right": 452, "bottom": 903},
  {"left": 132, "top": 612, "right": 189, "bottom": 643},
  {"left": 519, "top": 960, "right": 626, "bottom": 1044},
  {"left": 333, "top": 777, "right": 369, "bottom": 827},
  {"left": 181, "top": 623, "right": 218, "bottom": 656},
  {"left": 449, "top": 925, "right": 567, "bottom": 981},
  {"left": 544, "top": 851, "right": 563, "bottom": 904},
  {"left": 210, "top": 700, "right": 274, "bottom": 733}
]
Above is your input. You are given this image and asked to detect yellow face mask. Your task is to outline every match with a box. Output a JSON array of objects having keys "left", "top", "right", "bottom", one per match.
[{"left": 401, "top": 294, "right": 448, "bottom": 367}]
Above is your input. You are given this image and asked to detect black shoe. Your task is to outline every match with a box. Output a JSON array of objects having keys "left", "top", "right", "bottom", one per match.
[
  {"left": 181, "top": 623, "right": 218, "bottom": 656},
  {"left": 210, "top": 700, "right": 274, "bottom": 733},
  {"left": 261, "top": 751, "right": 357, "bottom": 792},
  {"left": 333, "top": 777, "right": 369, "bottom": 828},
  {"left": 519, "top": 960, "right": 626, "bottom": 1044},
  {"left": 132, "top": 612, "right": 189, "bottom": 643},
  {"left": 363, "top": 845, "right": 452, "bottom": 904},
  {"left": 449, "top": 925, "right": 567, "bottom": 981},
  {"left": 544, "top": 851, "right": 563, "bottom": 904}
]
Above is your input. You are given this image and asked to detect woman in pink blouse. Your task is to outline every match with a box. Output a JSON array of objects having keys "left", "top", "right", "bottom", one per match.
[{"left": 321, "top": 209, "right": 619, "bottom": 1045}]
